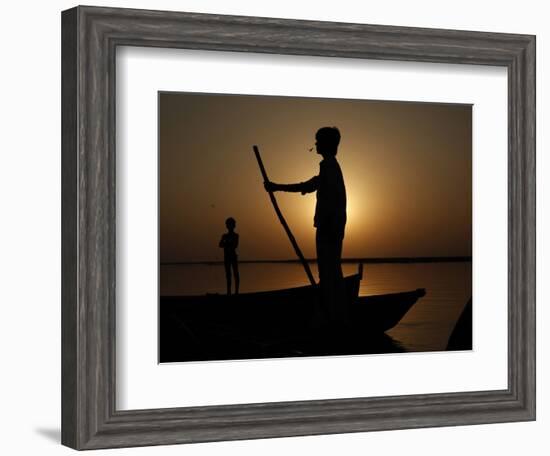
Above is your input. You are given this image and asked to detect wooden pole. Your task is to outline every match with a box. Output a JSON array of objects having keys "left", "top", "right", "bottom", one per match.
[{"left": 253, "top": 145, "right": 316, "bottom": 286}]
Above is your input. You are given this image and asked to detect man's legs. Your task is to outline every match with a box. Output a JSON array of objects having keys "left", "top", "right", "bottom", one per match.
[
  {"left": 332, "top": 231, "right": 348, "bottom": 326},
  {"left": 316, "top": 227, "right": 347, "bottom": 328}
]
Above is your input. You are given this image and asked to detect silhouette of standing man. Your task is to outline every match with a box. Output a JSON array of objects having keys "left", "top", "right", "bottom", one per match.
[
  {"left": 264, "top": 127, "right": 348, "bottom": 329},
  {"left": 219, "top": 217, "right": 240, "bottom": 295}
]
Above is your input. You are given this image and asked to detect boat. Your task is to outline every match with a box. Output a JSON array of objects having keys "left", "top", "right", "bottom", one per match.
[
  {"left": 446, "top": 298, "right": 472, "bottom": 351},
  {"left": 159, "top": 266, "right": 426, "bottom": 362},
  {"left": 355, "top": 288, "right": 426, "bottom": 333}
]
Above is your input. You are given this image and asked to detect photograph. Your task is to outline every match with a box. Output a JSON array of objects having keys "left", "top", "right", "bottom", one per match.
[{"left": 158, "top": 92, "right": 473, "bottom": 363}]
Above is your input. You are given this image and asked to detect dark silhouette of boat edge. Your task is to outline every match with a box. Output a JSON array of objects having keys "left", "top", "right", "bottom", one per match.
[
  {"left": 446, "top": 298, "right": 472, "bottom": 351},
  {"left": 159, "top": 268, "right": 426, "bottom": 363}
]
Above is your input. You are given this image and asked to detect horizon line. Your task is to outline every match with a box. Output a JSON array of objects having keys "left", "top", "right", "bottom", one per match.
[{"left": 160, "top": 256, "right": 472, "bottom": 266}]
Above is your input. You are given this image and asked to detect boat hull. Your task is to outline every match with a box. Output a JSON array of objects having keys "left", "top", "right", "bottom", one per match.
[{"left": 159, "top": 274, "right": 425, "bottom": 362}]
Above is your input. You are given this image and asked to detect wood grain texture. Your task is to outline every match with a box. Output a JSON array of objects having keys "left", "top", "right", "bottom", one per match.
[
  {"left": 61, "top": 7, "right": 78, "bottom": 449},
  {"left": 61, "top": 5, "right": 536, "bottom": 450}
]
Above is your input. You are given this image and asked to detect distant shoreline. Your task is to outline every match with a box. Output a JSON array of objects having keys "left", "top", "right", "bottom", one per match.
[{"left": 161, "top": 256, "right": 472, "bottom": 266}]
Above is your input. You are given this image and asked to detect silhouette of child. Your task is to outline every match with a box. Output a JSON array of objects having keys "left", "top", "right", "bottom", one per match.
[{"left": 219, "top": 217, "right": 240, "bottom": 295}]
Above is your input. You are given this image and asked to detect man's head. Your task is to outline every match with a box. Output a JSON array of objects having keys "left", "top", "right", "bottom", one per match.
[
  {"left": 315, "top": 127, "right": 341, "bottom": 157},
  {"left": 225, "top": 217, "right": 236, "bottom": 231}
]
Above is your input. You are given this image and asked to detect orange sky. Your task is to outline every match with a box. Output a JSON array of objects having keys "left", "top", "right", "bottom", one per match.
[{"left": 159, "top": 92, "right": 471, "bottom": 262}]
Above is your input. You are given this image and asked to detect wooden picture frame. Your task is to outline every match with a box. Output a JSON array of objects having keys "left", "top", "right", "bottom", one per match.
[{"left": 61, "top": 5, "right": 535, "bottom": 450}]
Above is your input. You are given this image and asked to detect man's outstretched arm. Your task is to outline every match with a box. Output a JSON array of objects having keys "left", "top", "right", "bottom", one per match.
[{"left": 264, "top": 176, "right": 319, "bottom": 194}]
